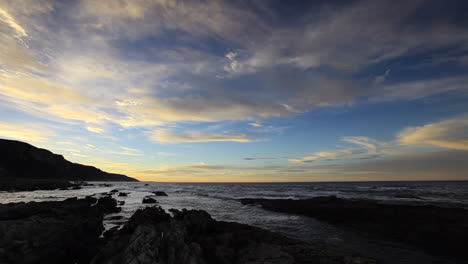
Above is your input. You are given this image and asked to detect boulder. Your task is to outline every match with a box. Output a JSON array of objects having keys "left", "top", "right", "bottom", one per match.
[
  {"left": 0, "top": 197, "right": 119, "bottom": 264},
  {"left": 142, "top": 197, "right": 157, "bottom": 204}
]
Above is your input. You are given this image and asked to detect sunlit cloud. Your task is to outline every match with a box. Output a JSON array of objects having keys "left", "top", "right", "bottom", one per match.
[
  {"left": 86, "top": 126, "right": 105, "bottom": 133},
  {"left": 398, "top": 117, "right": 468, "bottom": 150},
  {"left": 151, "top": 130, "right": 252, "bottom": 143},
  {"left": 0, "top": 0, "right": 467, "bottom": 181},
  {"left": 0, "top": 8, "right": 27, "bottom": 37}
]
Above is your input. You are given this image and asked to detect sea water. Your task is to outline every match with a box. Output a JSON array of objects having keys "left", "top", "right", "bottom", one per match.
[{"left": 1, "top": 181, "right": 466, "bottom": 264}]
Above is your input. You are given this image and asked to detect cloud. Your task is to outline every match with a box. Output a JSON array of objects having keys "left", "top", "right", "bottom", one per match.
[
  {"left": 151, "top": 130, "right": 253, "bottom": 143},
  {"left": 290, "top": 136, "right": 384, "bottom": 163},
  {"left": 0, "top": 122, "right": 52, "bottom": 143},
  {"left": 289, "top": 150, "right": 356, "bottom": 164},
  {"left": 342, "top": 136, "right": 381, "bottom": 154},
  {"left": 86, "top": 126, "right": 104, "bottom": 133},
  {"left": 243, "top": 157, "right": 276, "bottom": 160},
  {"left": 248, "top": 122, "right": 263, "bottom": 127},
  {"left": 398, "top": 117, "right": 468, "bottom": 150},
  {"left": 0, "top": 8, "right": 27, "bottom": 37},
  {"left": 375, "top": 76, "right": 468, "bottom": 101}
]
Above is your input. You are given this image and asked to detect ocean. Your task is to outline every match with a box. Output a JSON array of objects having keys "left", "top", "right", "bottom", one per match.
[{"left": 1, "top": 181, "right": 467, "bottom": 263}]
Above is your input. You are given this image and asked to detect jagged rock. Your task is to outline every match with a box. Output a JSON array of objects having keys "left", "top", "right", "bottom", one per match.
[
  {"left": 118, "top": 201, "right": 125, "bottom": 206},
  {"left": 117, "top": 192, "right": 128, "bottom": 197},
  {"left": 152, "top": 191, "right": 168, "bottom": 196},
  {"left": 91, "top": 207, "right": 375, "bottom": 264},
  {"left": 142, "top": 197, "right": 157, "bottom": 204},
  {"left": 240, "top": 196, "right": 468, "bottom": 259},
  {"left": 95, "top": 196, "right": 121, "bottom": 214},
  {"left": 0, "top": 197, "right": 119, "bottom": 264}
]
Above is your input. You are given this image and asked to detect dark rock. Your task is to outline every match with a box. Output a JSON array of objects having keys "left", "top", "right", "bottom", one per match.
[
  {"left": 0, "top": 178, "right": 75, "bottom": 192},
  {"left": 107, "top": 215, "right": 123, "bottom": 221},
  {"left": 118, "top": 201, "right": 125, "bottom": 206},
  {"left": 117, "top": 192, "right": 127, "bottom": 197},
  {"left": 240, "top": 196, "right": 468, "bottom": 259},
  {"left": 71, "top": 186, "right": 82, "bottom": 190},
  {"left": 144, "top": 183, "right": 149, "bottom": 186},
  {"left": 152, "top": 191, "right": 168, "bottom": 196},
  {"left": 95, "top": 196, "right": 121, "bottom": 214},
  {"left": 142, "top": 197, "right": 157, "bottom": 204},
  {"left": 103, "top": 226, "right": 120, "bottom": 239},
  {"left": 0, "top": 197, "right": 119, "bottom": 264},
  {"left": 0, "top": 139, "right": 138, "bottom": 183},
  {"left": 91, "top": 207, "right": 375, "bottom": 264},
  {"left": 109, "top": 189, "right": 119, "bottom": 193}
]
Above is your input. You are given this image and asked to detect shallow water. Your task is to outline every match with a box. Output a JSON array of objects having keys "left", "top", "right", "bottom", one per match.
[{"left": 1, "top": 181, "right": 466, "bottom": 263}]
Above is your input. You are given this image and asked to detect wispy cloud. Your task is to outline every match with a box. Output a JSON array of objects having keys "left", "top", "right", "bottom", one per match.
[{"left": 151, "top": 130, "right": 253, "bottom": 143}]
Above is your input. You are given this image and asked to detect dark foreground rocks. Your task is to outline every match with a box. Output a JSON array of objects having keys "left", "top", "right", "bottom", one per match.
[
  {"left": 92, "top": 206, "right": 375, "bottom": 264},
  {"left": 0, "top": 196, "right": 120, "bottom": 264},
  {"left": 240, "top": 196, "right": 468, "bottom": 260},
  {"left": 0, "top": 196, "right": 375, "bottom": 264},
  {"left": 0, "top": 178, "right": 78, "bottom": 192}
]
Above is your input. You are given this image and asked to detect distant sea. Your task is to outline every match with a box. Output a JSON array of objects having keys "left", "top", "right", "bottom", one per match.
[{"left": 1, "top": 180, "right": 467, "bottom": 263}]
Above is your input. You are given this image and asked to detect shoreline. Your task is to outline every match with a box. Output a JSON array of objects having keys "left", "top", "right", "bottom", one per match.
[
  {"left": 240, "top": 196, "right": 468, "bottom": 261},
  {"left": 1, "top": 182, "right": 467, "bottom": 263},
  {"left": 0, "top": 195, "right": 375, "bottom": 264}
]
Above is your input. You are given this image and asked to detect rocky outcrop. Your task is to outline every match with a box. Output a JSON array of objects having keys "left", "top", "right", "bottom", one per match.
[
  {"left": 240, "top": 196, "right": 468, "bottom": 259},
  {"left": 92, "top": 206, "right": 375, "bottom": 264},
  {"left": 0, "top": 139, "right": 138, "bottom": 182},
  {"left": 142, "top": 197, "right": 157, "bottom": 203},
  {"left": 0, "top": 197, "right": 119, "bottom": 264}
]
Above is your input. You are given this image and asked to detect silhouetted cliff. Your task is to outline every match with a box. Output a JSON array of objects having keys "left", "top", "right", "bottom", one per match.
[{"left": 0, "top": 139, "right": 138, "bottom": 182}]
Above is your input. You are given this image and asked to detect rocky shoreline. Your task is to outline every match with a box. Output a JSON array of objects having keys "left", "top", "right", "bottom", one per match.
[
  {"left": 0, "top": 196, "right": 376, "bottom": 264},
  {"left": 240, "top": 196, "right": 468, "bottom": 261}
]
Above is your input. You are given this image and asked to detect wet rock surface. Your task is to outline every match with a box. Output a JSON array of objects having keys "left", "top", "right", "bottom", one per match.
[
  {"left": 142, "top": 196, "right": 157, "bottom": 203},
  {"left": 92, "top": 206, "right": 375, "bottom": 264},
  {"left": 0, "top": 197, "right": 119, "bottom": 264},
  {"left": 240, "top": 196, "right": 468, "bottom": 260}
]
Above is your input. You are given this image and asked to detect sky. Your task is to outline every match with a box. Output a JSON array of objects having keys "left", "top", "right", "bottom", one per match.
[{"left": 0, "top": 0, "right": 468, "bottom": 182}]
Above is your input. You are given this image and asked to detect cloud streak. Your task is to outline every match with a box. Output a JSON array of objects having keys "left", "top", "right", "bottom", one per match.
[{"left": 151, "top": 130, "right": 253, "bottom": 143}]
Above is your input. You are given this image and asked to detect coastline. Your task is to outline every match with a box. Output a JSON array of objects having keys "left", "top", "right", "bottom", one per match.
[
  {"left": 1, "top": 181, "right": 467, "bottom": 263},
  {"left": 0, "top": 195, "right": 375, "bottom": 264}
]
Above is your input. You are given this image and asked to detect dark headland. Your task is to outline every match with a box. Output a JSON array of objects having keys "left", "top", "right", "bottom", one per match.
[{"left": 0, "top": 139, "right": 138, "bottom": 191}]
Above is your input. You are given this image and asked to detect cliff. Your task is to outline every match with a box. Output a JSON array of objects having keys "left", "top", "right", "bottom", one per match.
[{"left": 0, "top": 139, "right": 138, "bottom": 182}]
